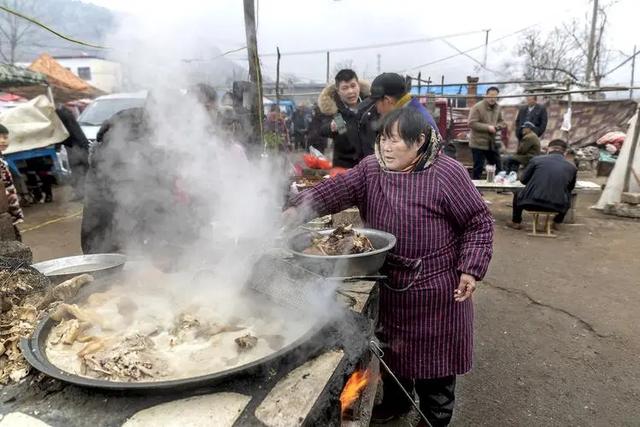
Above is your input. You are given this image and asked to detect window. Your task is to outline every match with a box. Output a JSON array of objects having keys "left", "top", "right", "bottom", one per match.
[{"left": 78, "top": 67, "right": 91, "bottom": 80}]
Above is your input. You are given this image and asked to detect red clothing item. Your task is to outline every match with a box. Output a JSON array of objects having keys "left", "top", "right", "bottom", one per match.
[{"left": 0, "top": 158, "right": 24, "bottom": 224}]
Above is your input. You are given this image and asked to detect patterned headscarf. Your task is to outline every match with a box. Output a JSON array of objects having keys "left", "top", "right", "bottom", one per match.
[{"left": 375, "top": 125, "right": 443, "bottom": 173}]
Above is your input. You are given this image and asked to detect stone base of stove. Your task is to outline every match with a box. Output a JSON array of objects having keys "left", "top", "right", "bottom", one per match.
[{"left": 0, "top": 280, "right": 379, "bottom": 427}]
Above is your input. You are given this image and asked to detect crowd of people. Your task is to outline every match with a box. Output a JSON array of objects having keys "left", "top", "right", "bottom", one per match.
[{"left": 0, "top": 70, "right": 580, "bottom": 426}]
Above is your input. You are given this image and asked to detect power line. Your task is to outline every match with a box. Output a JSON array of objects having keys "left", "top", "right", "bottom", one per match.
[
  {"left": 0, "top": 5, "right": 107, "bottom": 49},
  {"left": 603, "top": 46, "right": 640, "bottom": 77},
  {"left": 440, "top": 39, "right": 505, "bottom": 77},
  {"left": 401, "top": 23, "right": 539, "bottom": 73},
  {"left": 257, "top": 29, "right": 487, "bottom": 57}
]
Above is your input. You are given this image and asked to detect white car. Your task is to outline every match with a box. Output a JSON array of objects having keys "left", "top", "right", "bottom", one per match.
[{"left": 78, "top": 91, "right": 147, "bottom": 142}]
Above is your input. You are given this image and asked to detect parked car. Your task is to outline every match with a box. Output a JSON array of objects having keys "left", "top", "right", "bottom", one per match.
[{"left": 78, "top": 91, "right": 147, "bottom": 141}]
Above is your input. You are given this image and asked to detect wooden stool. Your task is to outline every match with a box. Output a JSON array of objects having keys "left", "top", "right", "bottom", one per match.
[{"left": 527, "top": 211, "right": 558, "bottom": 238}]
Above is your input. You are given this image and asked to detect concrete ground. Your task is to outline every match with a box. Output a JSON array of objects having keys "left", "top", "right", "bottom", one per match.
[{"left": 12, "top": 185, "right": 640, "bottom": 426}]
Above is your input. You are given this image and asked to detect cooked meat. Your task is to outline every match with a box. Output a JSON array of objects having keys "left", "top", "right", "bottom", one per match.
[
  {"left": 235, "top": 334, "right": 258, "bottom": 351},
  {"left": 304, "top": 224, "right": 374, "bottom": 256}
]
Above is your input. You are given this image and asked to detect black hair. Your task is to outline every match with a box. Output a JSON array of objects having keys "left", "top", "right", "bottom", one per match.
[
  {"left": 335, "top": 69, "right": 358, "bottom": 85},
  {"left": 548, "top": 139, "right": 568, "bottom": 152},
  {"left": 486, "top": 86, "right": 500, "bottom": 94},
  {"left": 379, "top": 107, "right": 432, "bottom": 147},
  {"left": 0, "top": 124, "right": 8, "bottom": 135}
]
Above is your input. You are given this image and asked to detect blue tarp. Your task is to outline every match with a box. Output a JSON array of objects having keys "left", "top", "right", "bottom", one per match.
[{"left": 410, "top": 84, "right": 494, "bottom": 96}]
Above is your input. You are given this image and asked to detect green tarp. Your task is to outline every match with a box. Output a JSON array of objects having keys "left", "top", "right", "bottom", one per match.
[{"left": 0, "top": 64, "right": 47, "bottom": 87}]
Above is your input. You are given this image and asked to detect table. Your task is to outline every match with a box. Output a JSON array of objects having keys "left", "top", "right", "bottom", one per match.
[{"left": 472, "top": 180, "right": 602, "bottom": 223}]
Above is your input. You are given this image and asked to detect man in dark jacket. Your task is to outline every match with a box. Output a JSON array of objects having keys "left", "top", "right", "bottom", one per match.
[
  {"left": 317, "top": 69, "right": 372, "bottom": 168},
  {"left": 504, "top": 122, "right": 541, "bottom": 173},
  {"left": 515, "top": 95, "right": 547, "bottom": 141},
  {"left": 368, "top": 72, "right": 439, "bottom": 133},
  {"left": 507, "top": 139, "right": 577, "bottom": 229},
  {"left": 56, "top": 105, "right": 90, "bottom": 199}
]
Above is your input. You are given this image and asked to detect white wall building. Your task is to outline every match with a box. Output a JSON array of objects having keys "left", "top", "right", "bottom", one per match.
[{"left": 53, "top": 56, "right": 122, "bottom": 93}]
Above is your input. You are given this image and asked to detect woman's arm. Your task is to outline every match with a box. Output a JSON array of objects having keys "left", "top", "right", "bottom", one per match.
[
  {"left": 287, "top": 160, "right": 368, "bottom": 224},
  {"left": 438, "top": 159, "right": 494, "bottom": 280}
]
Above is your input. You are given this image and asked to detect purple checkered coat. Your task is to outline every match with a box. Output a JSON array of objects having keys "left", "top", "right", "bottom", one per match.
[{"left": 291, "top": 154, "right": 494, "bottom": 378}]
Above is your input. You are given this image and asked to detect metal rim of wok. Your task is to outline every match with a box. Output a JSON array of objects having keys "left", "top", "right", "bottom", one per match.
[
  {"left": 21, "top": 307, "right": 328, "bottom": 391},
  {"left": 31, "top": 254, "right": 127, "bottom": 278},
  {"left": 287, "top": 228, "right": 397, "bottom": 259}
]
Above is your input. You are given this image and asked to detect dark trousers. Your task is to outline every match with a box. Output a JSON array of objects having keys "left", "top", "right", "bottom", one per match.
[
  {"left": 381, "top": 374, "right": 457, "bottom": 427},
  {"left": 504, "top": 156, "right": 522, "bottom": 173},
  {"left": 471, "top": 148, "right": 502, "bottom": 179},
  {"left": 512, "top": 193, "right": 566, "bottom": 224}
]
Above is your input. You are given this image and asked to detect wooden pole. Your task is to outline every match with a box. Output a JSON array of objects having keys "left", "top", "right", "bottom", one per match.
[
  {"left": 585, "top": 0, "right": 599, "bottom": 84},
  {"left": 631, "top": 45, "right": 637, "bottom": 99},
  {"left": 275, "top": 47, "right": 281, "bottom": 107},
  {"left": 243, "top": 0, "right": 264, "bottom": 146},
  {"left": 623, "top": 106, "right": 640, "bottom": 193}
]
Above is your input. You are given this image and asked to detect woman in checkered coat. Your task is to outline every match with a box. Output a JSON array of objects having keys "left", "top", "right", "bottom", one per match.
[{"left": 285, "top": 108, "right": 494, "bottom": 426}]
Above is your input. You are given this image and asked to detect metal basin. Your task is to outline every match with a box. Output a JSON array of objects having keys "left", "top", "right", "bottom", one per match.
[
  {"left": 287, "top": 228, "right": 396, "bottom": 277},
  {"left": 31, "top": 254, "right": 127, "bottom": 284}
]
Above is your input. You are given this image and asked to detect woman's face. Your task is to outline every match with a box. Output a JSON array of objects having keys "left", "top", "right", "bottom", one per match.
[{"left": 379, "top": 122, "right": 425, "bottom": 171}]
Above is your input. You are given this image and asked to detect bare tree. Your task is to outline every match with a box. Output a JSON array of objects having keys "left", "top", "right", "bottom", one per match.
[
  {"left": 0, "top": 0, "right": 41, "bottom": 64},
  {"left": 515, "top": 1, "right": 617, "bottom": 86},
  {"left": 517, "top": 27, "right": 584, "bottom": 82}
]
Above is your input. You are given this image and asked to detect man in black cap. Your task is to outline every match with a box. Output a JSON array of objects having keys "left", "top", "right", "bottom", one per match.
[
  {"left": 368, "top": 72, "right": 438, "bottom": 132},
  {"left": 507, "top": 139, "right": 577, "bottom": 230},
  {"left": 504, "top": 121, "right": 541, "bottom": 173}
]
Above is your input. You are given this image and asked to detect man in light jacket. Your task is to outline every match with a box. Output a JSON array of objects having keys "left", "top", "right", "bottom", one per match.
[{"left": 468, "top": 86, "right": 505, "bottom": 179}]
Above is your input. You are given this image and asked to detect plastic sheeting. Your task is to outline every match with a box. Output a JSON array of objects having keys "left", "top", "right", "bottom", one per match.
[
  {"left": 594, "top": 108, "right": 640, "bottom": 209},
  {"left": 0, "top": 95, "right": 69, "bottom": 154}
]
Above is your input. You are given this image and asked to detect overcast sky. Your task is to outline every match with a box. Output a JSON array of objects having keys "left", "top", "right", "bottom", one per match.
[{"left": 86, "top": 0, "right": 639, "bottom": 86}]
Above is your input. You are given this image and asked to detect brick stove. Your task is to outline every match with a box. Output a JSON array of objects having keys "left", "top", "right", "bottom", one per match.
[{"left": 1, "top": 280, "right": 379, "bottom": 427}]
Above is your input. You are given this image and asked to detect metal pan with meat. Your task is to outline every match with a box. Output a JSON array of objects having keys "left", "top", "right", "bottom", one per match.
[
  {"left": 287, "top": 225, "right": 397, "bottom": 277},
  {"left": 22, "top": 260, "right": 329, "bottom": 390}
]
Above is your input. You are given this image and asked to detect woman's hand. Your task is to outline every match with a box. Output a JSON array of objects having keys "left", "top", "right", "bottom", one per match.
[{"left": 454, "top": 273, "right": 477, "bottom": 302}]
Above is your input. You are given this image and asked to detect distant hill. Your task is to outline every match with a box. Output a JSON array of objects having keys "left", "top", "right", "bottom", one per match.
[{"left": 1, "top": 0, "right": 115, "bottom": 61}]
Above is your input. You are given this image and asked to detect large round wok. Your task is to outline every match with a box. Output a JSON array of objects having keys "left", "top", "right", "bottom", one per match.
[{"left": 20, "top": 258, "right": 332, "bottom": 391}]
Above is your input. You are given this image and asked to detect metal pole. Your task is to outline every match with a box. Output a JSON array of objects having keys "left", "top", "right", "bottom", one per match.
[
  {"left": 441, "top": 75, "right": 445, "bottom": 95},
  {"left": 377, "top": 53, "right": 381, "bottom": 74},
  {"left": 243, "top": 0, "right": 264, "bottom": 146},
  {"left": 585, "top": 0, "right": 599, "bottom": 84},
  {"left": 417, "top": 71, "right": 422, "bottom": 97},
  {"left": 483, "top": 29, "right": 490, "bottom": 69},
  {"left": 631, "top": 45, "right": 637, "bottom": 99},
  {"left": 275, "top": 47, "right": 281, "bottom": 107},
  {"left": 326, "top": 51, "right": 330, "bottom": 83},
  {"left": 623, "top": 106, "right": 640, "bottom": 193}
]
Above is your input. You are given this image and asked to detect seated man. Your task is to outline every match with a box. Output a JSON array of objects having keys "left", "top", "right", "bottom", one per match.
[
  {"left": 504, "top": 121, "right": 541, "bottom": 173},
  {"left": 507, "top": 139, "right": 577, "bottom": 230}
]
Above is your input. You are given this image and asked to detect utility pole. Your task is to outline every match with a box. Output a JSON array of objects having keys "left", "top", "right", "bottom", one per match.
[
  {"left": 631, "top": 45, "right": 637, "bottom": 99},
  {"left": 275, "top": 47, "right": 281, "bottom": 107},
  {"left": 585, "top": 0, "right": 599, "bottom": 85},
  {"left": 482, "top": 29, "right": 490, "bottom": 70},
  {"left": 326, "top": 51, "right": 330, "bottom": 83},
  {"left": 243, "top": 0, "right": 264, "bottom": 146},
  {"left": 377, "top": 54, "right": 381, "bottom": 74}
]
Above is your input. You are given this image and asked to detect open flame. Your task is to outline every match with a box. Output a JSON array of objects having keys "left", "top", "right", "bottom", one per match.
[{"left": 340, "top": 368, "right": 371, "bottom": 415}]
